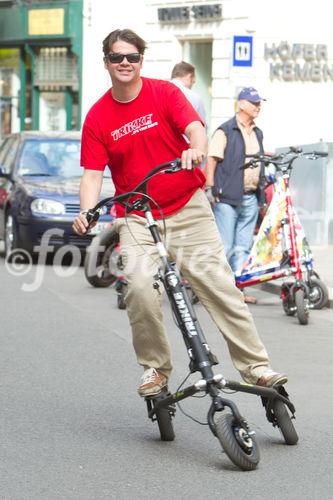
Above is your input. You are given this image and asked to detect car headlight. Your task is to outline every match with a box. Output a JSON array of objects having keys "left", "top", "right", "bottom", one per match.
[{"left": 31, "top": 198, "right": 66, "bottom": 215}]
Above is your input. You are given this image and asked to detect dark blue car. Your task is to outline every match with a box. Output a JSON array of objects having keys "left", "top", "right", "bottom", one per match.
[{"left": 0, "top": 131, "right": 114, "bottom": 259}]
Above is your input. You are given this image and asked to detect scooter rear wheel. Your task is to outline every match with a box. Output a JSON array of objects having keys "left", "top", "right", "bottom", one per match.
[
  {"left": 155, "top": 406, "right": 175, "bottom": 441},
  {"left": 272, "top": 399, "right": 298, "bottom": 445},
  {"left": 295, "top": 288, "right": 309, "bottom": 325},
  {"left": 281, "top": 283, "right": 296, "bottom": 316},
  {"left": 282, "top": 299, "right": 296, "bottom": 316},
  {"left": 308, "top": 276, "right": 329, "bottom": 309},
  {"left": 84, "top": 227, "right": 119, "bottom": 287},
  {"left": 116, "top": 282, "right": 127, "bottom": 310},
  {"left": 149, "top": 391, "right": 175, "bottom": 442},
  {"left": 215, "top": 412, "right": 260, "bottom": 471}
]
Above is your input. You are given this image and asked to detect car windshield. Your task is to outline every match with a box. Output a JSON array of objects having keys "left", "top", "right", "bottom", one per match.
[{"left": 17, "top": 139, "right": 82, "bottom": 178}]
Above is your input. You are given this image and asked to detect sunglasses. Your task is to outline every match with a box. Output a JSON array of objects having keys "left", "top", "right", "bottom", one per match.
[{"left": 105, "top": 52, "right": 141, "bottom": 64}]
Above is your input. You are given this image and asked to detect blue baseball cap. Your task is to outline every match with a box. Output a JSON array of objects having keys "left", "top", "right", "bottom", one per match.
[{"left": 238, "top": 87, "right": 266, "bottom": 103}]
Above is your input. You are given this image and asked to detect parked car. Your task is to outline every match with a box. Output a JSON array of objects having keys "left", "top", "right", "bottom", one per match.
[{"left": 0, "top": 131, "right": 114, "bottom": 259}]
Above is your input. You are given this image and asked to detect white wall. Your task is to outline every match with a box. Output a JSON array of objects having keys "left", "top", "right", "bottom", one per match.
[
  {"left": 81, "top": 0, "right": 148, "bottom": 121},
  {"left": 245, "top": 0, "right": 333, "bottom": 150}
]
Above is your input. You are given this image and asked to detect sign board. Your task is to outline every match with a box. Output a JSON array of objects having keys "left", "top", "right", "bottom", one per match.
[
  {"left": 233, "top": 36, "right": 253, "bottom": 67},
  {"left": 28, "top": 8, "right": 65, "bottom": 36},
  {"left": 158, "top": 4, "right": 222, "bottom": 23}
]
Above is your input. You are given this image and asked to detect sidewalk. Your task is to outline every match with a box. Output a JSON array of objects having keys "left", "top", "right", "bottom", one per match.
[{"left": 260, "top": 245, "right": 333, "bottom": 308}]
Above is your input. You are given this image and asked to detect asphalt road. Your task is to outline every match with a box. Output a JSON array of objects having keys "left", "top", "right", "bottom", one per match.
[{"left": 1, "top": 258, "right": 332, "bottom": 500}]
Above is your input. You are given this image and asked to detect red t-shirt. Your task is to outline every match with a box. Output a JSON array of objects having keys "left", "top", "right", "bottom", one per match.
[{"left": 80, "top": 77, "right": 205, "bottom": 217}]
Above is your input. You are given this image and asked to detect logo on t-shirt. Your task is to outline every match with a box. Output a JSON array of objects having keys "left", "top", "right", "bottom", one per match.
[{"left": 111, "top": 113, "right": 158, "bottom": 141}]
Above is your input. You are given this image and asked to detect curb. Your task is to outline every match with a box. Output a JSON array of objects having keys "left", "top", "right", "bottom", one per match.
[{"left": 260, "top": 281, "right": 333, "bottom": 309}]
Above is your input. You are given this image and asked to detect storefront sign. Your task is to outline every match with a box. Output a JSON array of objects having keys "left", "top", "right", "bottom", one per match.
[
  {"left": 28, "top": 8, "right": 65, "bottom": 36},
  {"left": 265, "top": 41, "right": 333, "bottom": 82},
  {"left": 233, "top": 36, "right": 253, "bottom": 67},
  {"left": 158, "top": 4, "right": 222, "bottom": 23}
]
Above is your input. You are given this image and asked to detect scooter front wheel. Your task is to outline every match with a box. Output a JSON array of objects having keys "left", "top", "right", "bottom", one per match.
[
  {"left": 295, "top": 288, "right": 309, "bottom": 325},
  {"left": 215, "top": 412, "right": 260, "bottom": 471}
]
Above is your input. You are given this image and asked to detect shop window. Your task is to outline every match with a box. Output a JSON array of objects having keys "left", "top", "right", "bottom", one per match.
[
  {"left": 0, "top": 48, "right": 20, "bottom": 138},
  {"left": 35, "top": 47, "right": 78, "bottom": 90}
]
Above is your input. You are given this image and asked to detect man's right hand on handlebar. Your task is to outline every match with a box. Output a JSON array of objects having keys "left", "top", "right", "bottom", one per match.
[
  {"left": 72, "top": 210, "right": 97, "bottom": 235},
  {"left": 73, "top": 169, "right": 104, "bottom": 235}
]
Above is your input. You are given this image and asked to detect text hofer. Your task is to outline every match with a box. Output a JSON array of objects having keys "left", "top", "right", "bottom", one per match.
[{"left": 265, "top": 42, "right": 333, "bottom": 82}]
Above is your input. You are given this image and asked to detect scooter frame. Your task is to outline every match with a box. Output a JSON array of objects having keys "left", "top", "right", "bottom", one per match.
[
  {"left": 235, "top": 148, "right": 328, "bottom": 325},
  {"left": 85, "top": 159, "right": 298, "bottom": 471}
]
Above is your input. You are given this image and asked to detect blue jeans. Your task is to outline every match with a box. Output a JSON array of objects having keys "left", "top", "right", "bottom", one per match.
[{"left": 213, "top": 194, "right": 259, "bottom": 273}]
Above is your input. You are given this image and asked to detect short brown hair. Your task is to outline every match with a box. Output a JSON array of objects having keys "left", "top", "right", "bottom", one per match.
[
  {"left": 171, "top": 61, "right": 195, "bottom": 79},
  {"left": 102, "top": 29, "right": 147, "bottom": 56}
]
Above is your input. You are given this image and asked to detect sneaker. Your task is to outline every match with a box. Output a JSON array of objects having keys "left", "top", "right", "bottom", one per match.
[
  {"left": 137, "top": 368, "right": 168, "bottom": 397},
  {"left": 256, "top": 370, "right": 288, "bottom": 387}
]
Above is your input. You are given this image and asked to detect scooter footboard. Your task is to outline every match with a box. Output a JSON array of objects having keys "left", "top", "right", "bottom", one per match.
[{"left": 224, "top": 380, "right": 295, "bottom": 414}]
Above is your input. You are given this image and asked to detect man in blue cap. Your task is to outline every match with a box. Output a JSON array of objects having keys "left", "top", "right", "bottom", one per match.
[{"left": 205, "top": 87, "right": 266, "bottom": 304}]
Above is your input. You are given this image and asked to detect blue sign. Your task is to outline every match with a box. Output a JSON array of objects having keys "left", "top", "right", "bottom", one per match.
[{"left": 233, "top": 36, "right": 253, "bottom": 67}]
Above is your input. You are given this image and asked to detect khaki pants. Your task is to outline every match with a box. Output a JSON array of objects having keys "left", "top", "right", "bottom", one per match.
[{"left": 117, "top": 188, "right": 271, "bottom": 384}]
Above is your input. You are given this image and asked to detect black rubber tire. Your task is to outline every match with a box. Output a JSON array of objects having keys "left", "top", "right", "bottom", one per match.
[
  {"left": 155, "top": 407, "right": 175, "bottom": 441},
  {"left": 215, "top": 413, "right": 260, "bottom": 471},
  {"left": 186, "top": 285, "right": 199, "bottom": 305},
  {"left": 4, "top": 213, "right": 30, "bottom": 262},
  {"left": 272, "top": 399, "right": 298, "bottom": 445},
  {"left": 282, "top": 299, "right": 296, "bottom": 316},
  {"left": 295, "top": 288, "right": 309, "bottom": 325},
  {"left": 117, "top": 283, "right": 127, "bottom": 310},
  {"left": 308, "top": 276, "right": 329, "bottom": 310},
  {"left": 281, "top": 283, "right": 296, "bottom": 316},
  {"left": 5, "top": 213, "right": 18, "bottom": 257},
  {"left": 84, "top": 226, "right": 119, "bottom": 287}
]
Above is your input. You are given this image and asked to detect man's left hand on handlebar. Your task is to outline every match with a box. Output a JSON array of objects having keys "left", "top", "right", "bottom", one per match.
[{"left": 181, "top": 148, "right": 206, "bottom": 169}]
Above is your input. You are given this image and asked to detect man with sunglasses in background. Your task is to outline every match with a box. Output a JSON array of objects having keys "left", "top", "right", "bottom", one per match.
[
  {"left": 73, "top": 30, "right": 287, "bottom": 399},
  {"left": 205, "top": 88, "right": 267, "bottom": 304}
]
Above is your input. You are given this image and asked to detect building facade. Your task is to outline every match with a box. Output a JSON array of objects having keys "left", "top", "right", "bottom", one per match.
[
  {"left": 81, "top": 0, "right": 333, "bottom": 151},
  {"left": 0, "top": 0, "right": 83, "bottom": 138},
  {"left": 1, "top": 0, "right": 333, "bottom": 151}
]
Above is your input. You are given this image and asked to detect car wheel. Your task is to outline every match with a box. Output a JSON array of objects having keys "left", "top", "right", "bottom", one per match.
[
  {"left": 5, "top": 213, "right": 18, "bottom": 256},
  {"left": 4, "top": 213, "right": 27, "bottom": 262}
]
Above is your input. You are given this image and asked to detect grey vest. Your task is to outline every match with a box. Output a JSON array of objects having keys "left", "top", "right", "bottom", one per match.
[{"left": 213, "top": 116, "right": 265, "bottom": 207}]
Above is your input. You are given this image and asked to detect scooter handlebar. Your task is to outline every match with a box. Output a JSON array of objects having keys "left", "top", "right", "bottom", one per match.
[
  {"left": 85, "top": 158, "right": 183, "bottom": 226},
  {"left": 312, "top": 151, "right": 328, "bottom": 157}
]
